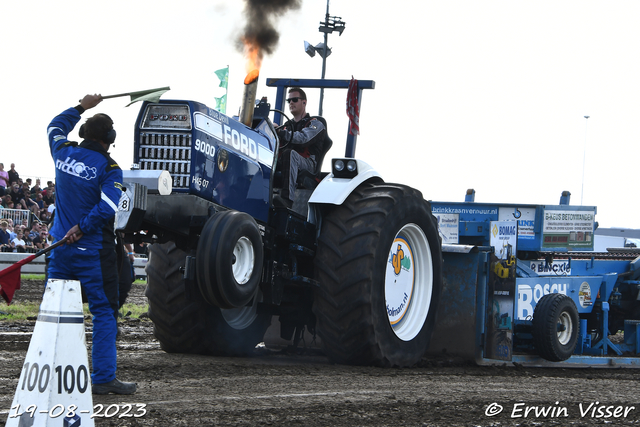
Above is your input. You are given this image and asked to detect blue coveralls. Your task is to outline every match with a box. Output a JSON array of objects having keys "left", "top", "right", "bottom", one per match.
[{"left": 47, "top": 106, "right": 123, "bottom": 385}]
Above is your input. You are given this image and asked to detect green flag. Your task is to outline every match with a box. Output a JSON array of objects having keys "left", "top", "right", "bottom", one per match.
[
  {"left": 215, "top": 94, "right": 227, "bottom": 114},
  {"left": 215, "top": 67, "right": 229, "bottom": 89},
  {"left": 214, "top": 66, "right": 229, "bottom": 114},
  {"left": 125, "top": 87, "right": 171, "bottom": 107},
  {"left": 98, "top": 86, "right": 171, "bottom": 107}
]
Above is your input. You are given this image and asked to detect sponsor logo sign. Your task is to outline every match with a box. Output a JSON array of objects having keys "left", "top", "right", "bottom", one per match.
[{"left": 385, "top": 237, "right": 414, "bottom": 325}]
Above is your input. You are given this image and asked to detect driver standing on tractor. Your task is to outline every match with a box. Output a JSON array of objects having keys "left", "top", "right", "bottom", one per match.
[
  {"left": 274, "top": 87, "right": 327, "bottom": 209},
  {"left": 46, "top": 94, "right": 137, "bottom": 395}
]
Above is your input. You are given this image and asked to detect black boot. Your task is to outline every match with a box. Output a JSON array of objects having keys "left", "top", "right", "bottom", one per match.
[{"left": 92, "top": 378, "right": 137, "bottom": 395}]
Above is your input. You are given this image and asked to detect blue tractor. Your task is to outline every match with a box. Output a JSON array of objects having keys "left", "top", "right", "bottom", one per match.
[{"left": 116, "top": 78, "right": 443, "bottom": 367}]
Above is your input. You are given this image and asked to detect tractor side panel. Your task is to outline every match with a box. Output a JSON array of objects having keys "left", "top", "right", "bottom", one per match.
[
  {"left": 427, "top": 248, "right": 490, "bottom": 359},
  {"left": 191, "top": 111, "right": 271, "bottom": 223}
]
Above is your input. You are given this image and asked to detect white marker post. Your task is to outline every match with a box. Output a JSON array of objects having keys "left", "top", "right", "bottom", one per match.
[{"left": 6, "top": 280, "right": 94, "bottom": 427}]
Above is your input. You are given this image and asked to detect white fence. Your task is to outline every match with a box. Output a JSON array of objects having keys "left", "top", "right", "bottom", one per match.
[
  {"left": 0, "top": 253, "right": 148, "bottom": 279},
  {"left": 0, "top": 253, "right": 46, "bottom": 274},
  {"left": 0, "top": 208, "right": 31, "bottom": 227}
]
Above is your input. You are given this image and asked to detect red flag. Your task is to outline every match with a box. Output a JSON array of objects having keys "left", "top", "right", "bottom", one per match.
[
  {"left": 346, "top": 76, "right": 360, "bottom": 136},
  {"left": 0, "top": 254, "right": 36, "bottom": 304},
  {"left": 0, "top": 237, "right": 68, "bottom": 304}
]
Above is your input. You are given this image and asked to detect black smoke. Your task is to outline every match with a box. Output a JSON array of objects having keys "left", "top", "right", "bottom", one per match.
[{"left": 239, "top": 0, "right": 302, "bottom": 66}]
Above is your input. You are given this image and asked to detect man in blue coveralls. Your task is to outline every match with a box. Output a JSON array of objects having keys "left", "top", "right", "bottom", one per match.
[{"left": 47, "top": 93, "right": 136, "bottom": 395}]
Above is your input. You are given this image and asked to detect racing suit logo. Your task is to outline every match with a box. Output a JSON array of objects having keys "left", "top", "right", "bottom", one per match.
[{"left": 56, "top": 157, "right": 97, "bottom": 180}]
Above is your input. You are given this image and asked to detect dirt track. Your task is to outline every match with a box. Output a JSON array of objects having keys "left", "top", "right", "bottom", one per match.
[{"left": 1, "top": 280, "right": 640, "bottom": 426}]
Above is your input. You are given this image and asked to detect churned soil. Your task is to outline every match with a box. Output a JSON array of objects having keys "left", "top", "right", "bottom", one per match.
[{"left": 1, "top": 280, "right": 640, "bottom": 426}]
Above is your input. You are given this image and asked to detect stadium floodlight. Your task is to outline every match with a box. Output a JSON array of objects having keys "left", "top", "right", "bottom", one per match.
[{"left": 304, "top": 1, "right": 346, "bottom": 116}]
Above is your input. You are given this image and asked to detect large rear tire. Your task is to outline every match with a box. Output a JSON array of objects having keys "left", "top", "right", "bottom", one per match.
[
  {"left": 145, "top": 242, "right": 271, "bottom": 356},
  {"left": 313, "top": 182, "right": 443, "bottom": 367}
]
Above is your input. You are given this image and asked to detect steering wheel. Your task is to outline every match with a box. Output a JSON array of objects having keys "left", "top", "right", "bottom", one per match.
[{"left": 272, "top": 110, "right": 294, "bottom": 149}]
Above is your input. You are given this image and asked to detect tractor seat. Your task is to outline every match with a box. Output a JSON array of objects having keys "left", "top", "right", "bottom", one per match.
[{"left": 296, "top": 116, "right": 332, "bottom": 190}]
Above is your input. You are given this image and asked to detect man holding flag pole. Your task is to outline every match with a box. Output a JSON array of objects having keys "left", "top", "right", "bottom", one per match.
[
  {"left": 0, "top": 86, "right": 169, "bottom": 305},
  {"left": 0, "top": 86, "right": 168, "bottom": 394},
  {"left": 46, "top": 93, "right": 136, "bottom": 395}
]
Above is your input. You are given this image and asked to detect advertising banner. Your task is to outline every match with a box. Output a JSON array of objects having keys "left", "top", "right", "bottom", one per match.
[{"left": 542, "top": 210, "right": 595, "bottom": 249}]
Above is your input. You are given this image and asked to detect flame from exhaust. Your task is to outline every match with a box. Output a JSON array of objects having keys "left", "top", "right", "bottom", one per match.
[
  {"left": 242, "top": 37, "right": 261, "bottom": 83},
  {"left": 244, "top": 69, "right": 259, "bottom": 85}
]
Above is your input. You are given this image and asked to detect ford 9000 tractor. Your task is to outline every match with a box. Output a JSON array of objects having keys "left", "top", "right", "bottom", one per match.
[{"left": 116, "top": 77, "right": 443, "bottom": 367}]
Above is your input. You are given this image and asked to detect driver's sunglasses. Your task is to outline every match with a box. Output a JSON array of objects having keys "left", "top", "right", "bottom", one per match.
[{"left": 286, "top": 97, "right": 302, "bottom": 103}]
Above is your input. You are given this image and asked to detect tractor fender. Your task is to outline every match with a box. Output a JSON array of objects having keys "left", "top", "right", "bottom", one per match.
[
  {"left": 307, "top": 159, "right": 383, "bottom": 224},
  {"left": 309, "top": 159, "right": 383, "bottom": 205}
]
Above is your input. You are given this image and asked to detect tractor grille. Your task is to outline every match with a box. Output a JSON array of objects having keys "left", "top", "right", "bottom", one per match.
[{"left": 138, "top": 133, "right": 192, "bottom": 189}]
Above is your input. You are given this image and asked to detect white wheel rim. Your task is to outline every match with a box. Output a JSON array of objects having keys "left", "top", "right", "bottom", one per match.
[
  {"left": 221, "top": 290, "right": 262, "bottom": 330},
  {"left": 557, "top": 311, "right": 573, "bottom": 345},
  {"left": 384, "top": 223, "right": 433, "bottom": 341},
  {"left": 233, "top": 236, "right": 255, "bottom": 285}
]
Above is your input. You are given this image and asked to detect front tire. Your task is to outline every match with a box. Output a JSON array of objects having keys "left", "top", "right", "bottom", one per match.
[
  {"left": 146, "top": 242, "right": 271, "bottom": 356},
  {"left": 313, "top": 182, "right": 442, "bottom": 367},
  {"left": 196, "top": 210, "right": 264, "bottom": 309}
]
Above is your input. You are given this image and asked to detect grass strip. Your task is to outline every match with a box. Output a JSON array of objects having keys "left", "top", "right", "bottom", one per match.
[{"left": 0, "top": 302, "right": 150, "bottom": 321}]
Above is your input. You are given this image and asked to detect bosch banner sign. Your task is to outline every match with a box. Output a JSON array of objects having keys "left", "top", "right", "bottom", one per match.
[{"left": 516, "top": 277, "right": 598, "bottom": 320}]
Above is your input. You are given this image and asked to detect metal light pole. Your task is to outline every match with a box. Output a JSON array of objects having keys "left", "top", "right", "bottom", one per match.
[
  {"left": 318, "top": 4, "right": 330, "bottom": 116},
  {"left": 304, "top": 0, "right": 345, "bottom": 116},
  {"left": 581, "top": 115, "right": 589, "bottom": 205}
]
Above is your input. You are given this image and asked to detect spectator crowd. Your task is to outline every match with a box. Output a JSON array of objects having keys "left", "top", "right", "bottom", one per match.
[
  {"left": 0, "top": 162, "right": 151, "bottom": 258},
  {"left": 0, "top": 163, "right": 54, "bottom": 252}
]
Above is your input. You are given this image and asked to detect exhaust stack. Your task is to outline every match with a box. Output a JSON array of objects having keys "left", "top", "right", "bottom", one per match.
[{"left": 240, "top": 70, "right": 259, "bottom": 127}]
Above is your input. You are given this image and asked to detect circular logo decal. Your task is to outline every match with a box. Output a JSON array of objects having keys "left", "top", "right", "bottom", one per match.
[{"left": 385, "top": 237, "right": 414, "bottom": 325}]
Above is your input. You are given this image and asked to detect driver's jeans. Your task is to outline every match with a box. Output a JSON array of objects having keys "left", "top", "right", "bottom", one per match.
[{"left": 280, "top": 149, "right": 316, "bottom": 201}]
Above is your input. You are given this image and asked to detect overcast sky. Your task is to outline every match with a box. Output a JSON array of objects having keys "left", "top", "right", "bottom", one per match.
[{"left": 1, "top": 1, "right": 638, "bottom": 228}]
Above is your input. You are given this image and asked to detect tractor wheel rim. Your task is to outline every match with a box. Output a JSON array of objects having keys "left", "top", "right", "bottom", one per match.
[
  {"left": 557, "top": 311, "right": 573, "bottom": 345},
  {"left": 384, "top": 223, "right": 433, "bottom": 341},
  {"left": 233, "top": 236, "right": 254, "bottom": 285},
  {"left": 221, "top": 290, "right": 262, "bottom": 330}
]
